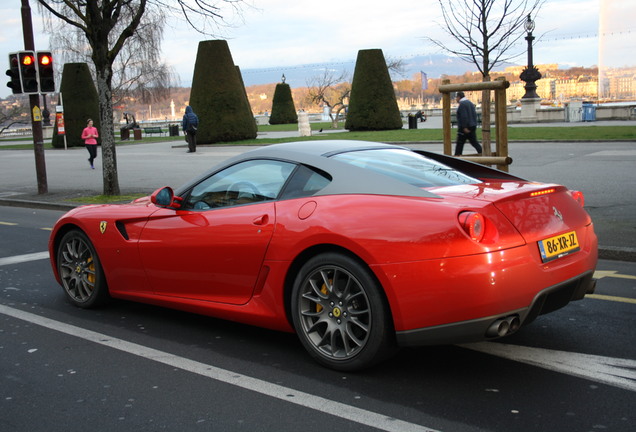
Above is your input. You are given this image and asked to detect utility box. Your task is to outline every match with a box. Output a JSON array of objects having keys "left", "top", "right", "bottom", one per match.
[
  {"left": 566, "top": 101, "right": 583, "bottom": 122},
  {"left": 582, "top": 102, "right": 596, "bottom": 122}
]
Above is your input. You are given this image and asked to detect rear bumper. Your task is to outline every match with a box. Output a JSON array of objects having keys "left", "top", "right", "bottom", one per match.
[
  {"left": 395, "top": 270, "right": 596, "bottom": 347},
  {"left": 372, "top": 222, "right": 597, "bottom": 341}
]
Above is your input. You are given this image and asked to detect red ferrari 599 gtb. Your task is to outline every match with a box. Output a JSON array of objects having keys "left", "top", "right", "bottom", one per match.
[{"left": 49, "top": 141, "right": 597, "bottom": 370}]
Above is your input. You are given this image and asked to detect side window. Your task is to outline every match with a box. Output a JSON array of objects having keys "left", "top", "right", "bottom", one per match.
[
  {"left": 184, "top": 159, "right": 296, "bottom": 210},
  {"left": 280, "top": 164, "right": 332, "bottom": 199}
]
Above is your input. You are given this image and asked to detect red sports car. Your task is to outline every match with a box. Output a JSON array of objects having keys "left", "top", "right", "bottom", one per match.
[{"left": 49, "top": 141, "right": 598, "bottom": 370}]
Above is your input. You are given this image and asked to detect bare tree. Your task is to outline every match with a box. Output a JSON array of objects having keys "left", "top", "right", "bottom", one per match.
[
  {"left": 0, "top": 104, "right": 29, "bottom": 135},
  {"left": 37, "top": 0, "right": 249, "bottom": 195},
  {"left": 306, "top": 69, "right": 350, "bottom": 129},
  {"left": 305, "top": 58, "right": 405, "bottom": 129},
  {"left": 426, "top": 0, "right": 543, "bottom": 153},
  {"left": 386, "top": 57, "right": 408, "bottom": 80},
  {"left": 47, "top": 7, "right": 176, "bottom": 107}
]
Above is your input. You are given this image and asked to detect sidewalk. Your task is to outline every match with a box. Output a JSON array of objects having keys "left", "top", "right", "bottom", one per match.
[{"left": 1, "top": 132, "right": 634, "bottom": 262}]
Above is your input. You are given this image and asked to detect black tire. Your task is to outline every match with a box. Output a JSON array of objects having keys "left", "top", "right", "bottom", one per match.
[
  {"left": 56, "top": 229, "right": 110, "bottom": 308},
  {"left": 291, "top": 252, "right": 396, "bottom": 371}
]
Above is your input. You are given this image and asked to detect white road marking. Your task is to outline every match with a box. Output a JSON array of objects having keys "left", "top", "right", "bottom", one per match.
[
  {"left": 587, "top": 293, "right": 636, "bottom": 304},
  {"left": 0, "top": 304, "right": 438, "bottom": 432},
  {"left": 594, "top": 270, "right": 636, "bottom": 280},
  {"left": 0, "top": 251, "right": 49, "bottom": 266},
  {"left": 461, "top": 342, "right": 636, "bottom": 392},
  {"left": 2, "top": 250, "right": 635, "bottom": 396}
]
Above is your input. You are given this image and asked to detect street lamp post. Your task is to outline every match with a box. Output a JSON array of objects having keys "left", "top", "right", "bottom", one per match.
[
  {"left": 519, "top": 14, "right": 542, "bottom": 122},
  {"left": 520, "top": 14, "right": 541, "bottom": 99}
]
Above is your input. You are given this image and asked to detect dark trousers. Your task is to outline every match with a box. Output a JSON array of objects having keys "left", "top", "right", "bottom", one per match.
[
  {"left": 86, "top": 144, "right": 97, "bottom": 164},
  {"left": 186, "top": 131, "right": 197, "bottom": 152},
  {"left": 455, "top": 126, "right": 482, "bottom": 156}
]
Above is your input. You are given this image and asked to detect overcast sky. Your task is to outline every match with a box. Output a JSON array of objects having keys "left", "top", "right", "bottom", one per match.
[{"left": 1, "top": 0, "right": 634, "bottom": 98}]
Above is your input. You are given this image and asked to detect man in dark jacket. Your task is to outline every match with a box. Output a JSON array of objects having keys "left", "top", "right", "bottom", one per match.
[
  {"left": 454, "top": 91, "right": 482, "bottom": 156},
  {"left": 182, "top": 105, "right": 199, "bottom": 153}
]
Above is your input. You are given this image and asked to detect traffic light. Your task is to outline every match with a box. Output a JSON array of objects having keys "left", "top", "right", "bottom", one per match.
[
  {"left": 6, "top": 52, "right": 22, "bottom": 94},
  {"left": 36, "top": 51, "right": 55, "bottom": 93},
  {"left": 18, "top": 51, "right": 38, "bottom": 94}
]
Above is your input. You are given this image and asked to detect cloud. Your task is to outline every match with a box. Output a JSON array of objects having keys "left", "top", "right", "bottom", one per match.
[{"left": 2, "top": 0, "right": 631, "bottom": 98}]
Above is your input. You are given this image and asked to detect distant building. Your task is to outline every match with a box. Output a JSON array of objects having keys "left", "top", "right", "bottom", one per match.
[{"left": 598, "top": 0, "right": 635, "bottom": 99}]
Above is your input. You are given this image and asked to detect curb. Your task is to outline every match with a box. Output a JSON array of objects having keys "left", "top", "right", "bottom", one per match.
[
  {"left": 597, "top": 246, "right": 636, "bottom": 263},
  {"left": 0, "top": 198, "right": 78, "bottom": 212}
]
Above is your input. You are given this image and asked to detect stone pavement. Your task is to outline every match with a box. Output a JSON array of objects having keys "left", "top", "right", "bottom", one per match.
[{"left": 0, "top": 125, "right": 634, "bottom": 261}]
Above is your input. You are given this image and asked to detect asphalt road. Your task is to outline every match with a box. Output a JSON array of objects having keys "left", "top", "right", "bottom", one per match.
[{"left": 1, "top": 205, "right": 635, "bottom": 432}]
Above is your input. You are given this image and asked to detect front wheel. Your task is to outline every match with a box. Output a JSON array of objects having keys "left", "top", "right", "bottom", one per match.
[
  {"left": 56, "top": 229, "right": 109, "bottom": 308},
  {"left": 291, "top": 253, "right": 395, "bottom": 371}
]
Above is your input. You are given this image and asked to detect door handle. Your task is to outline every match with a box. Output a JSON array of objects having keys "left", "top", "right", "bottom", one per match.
[{"left": 252, "top": 214, "right": 269, "bottom": 225}]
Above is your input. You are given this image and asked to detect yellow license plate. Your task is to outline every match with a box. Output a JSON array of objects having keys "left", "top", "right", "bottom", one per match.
[{"left": 538, "top": 231, "right": 580, "bottom": 262}]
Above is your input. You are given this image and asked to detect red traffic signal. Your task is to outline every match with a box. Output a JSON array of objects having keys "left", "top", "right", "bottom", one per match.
[
  {"left": 39, "top": 53, "right": 52, "bottom": 66},
  {"left": 36, "top": 51, "right": 55, "bottom": 93},
  {"left": 6, "top": 52, "right": 22, "bottom": 94},
  {"left": 19, "top": 51, "right": 38, "bottom": 94}
]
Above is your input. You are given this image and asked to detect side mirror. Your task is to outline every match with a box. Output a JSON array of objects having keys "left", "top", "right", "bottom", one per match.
[{"left": 150, "top": 187, "right": 180, "bottom": 208}]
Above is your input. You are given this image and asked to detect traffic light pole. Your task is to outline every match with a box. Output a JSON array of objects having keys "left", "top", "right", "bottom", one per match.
[{"left": 21, "top": 0, "right": 47, "bottom": 194}]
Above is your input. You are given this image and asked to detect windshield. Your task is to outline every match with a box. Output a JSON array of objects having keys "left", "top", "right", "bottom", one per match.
[{"left": 331, "top": 149, "right": 481, "bottom": 188}]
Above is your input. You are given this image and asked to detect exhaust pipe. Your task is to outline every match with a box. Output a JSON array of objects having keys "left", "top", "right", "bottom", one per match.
[
  {"left": 505, "top": 315, "right": 520, "bottom": 333},
  {"left": 486, "top": 315, "right": 521, "bottom": 338},
  {"left": 486, "top": 318, "right": 510, "bottom": 337}
]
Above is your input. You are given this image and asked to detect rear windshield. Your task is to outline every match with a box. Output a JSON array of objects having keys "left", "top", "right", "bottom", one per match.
[{"left": 331, "top": 148, "right": 481, "bottom": 188}]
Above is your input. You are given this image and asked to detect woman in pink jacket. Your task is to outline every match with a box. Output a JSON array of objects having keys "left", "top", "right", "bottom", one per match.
[{"left": 81, "top": 119, "right": 99, "bottom": 169}]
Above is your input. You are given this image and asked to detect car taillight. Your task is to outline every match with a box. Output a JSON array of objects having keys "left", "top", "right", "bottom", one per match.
[
  {"left": 458, "top": 211, "right": 485, "bottom": 242},
  {"left": 569, "top": 190, "right": 585, "bottom": 207}
]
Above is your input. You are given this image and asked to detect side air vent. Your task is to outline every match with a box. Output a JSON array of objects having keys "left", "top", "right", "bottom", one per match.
[{"left": 115, "top": 221, "right": 129, "bottom": 240}]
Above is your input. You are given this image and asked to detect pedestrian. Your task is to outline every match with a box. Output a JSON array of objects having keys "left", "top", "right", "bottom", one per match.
[
  {"left": 454, "top": 91, "right": 483, "bottom": 156},
  {"left": 81, "top": 118, "right": 99, "bottom": 169},
  {"left": 182, "top": 105, "right": 199, "bottom": 153}
]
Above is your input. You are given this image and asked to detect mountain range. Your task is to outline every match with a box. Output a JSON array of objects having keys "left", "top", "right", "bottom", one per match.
[{"left": 238, "top": 54, "right": 500, "bottom": 87}]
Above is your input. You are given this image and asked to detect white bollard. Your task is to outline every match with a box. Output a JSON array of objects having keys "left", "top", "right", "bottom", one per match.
[{"left": 298, "top": 111, "right": 311, "bottom": 137}]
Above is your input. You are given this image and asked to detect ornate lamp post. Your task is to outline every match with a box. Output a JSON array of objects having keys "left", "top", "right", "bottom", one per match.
[{"left": 520, "top": 14, "right": 541, "bottom": 99}]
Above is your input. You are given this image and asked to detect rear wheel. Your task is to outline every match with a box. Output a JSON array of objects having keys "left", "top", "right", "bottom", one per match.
[
  {"left": 291, "top": 252, "right": 395, "bottom": 371},
  {"left": 56, "top": 230, "right": 109, "bottom": 308}
]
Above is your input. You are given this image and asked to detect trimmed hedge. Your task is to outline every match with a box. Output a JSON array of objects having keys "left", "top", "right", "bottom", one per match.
[
  {"left": 52, "top": 63, "right": 100, "bottom": 148},
  {"left": 345, "top": 49, "right": 402, "bottom": 131},
  {"left": 269, "top": 83, "right": 298, "bottom": 124},
  {"left": 189, "top": 40, "right": 257, "bottom": 143}
]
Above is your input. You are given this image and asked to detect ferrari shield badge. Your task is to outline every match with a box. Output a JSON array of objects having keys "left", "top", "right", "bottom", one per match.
[{"left": 99, "top": 221, "right": 107, "bottom": 234}]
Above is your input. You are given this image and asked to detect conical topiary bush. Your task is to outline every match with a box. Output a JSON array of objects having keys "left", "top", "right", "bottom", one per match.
[
  {"left": 344, "top": 49, "right": 402, "bottom": 131},
  {"left": 52, "top": 63, "right": 100, "bottom": 148},
  {"left": 269, "top": 82, "right": 298, "bottom": 124},
  {"left": 236, "top": 65, "right": 257, "bottom": 130},
  {"left": 189, "top": 40, "right": 257, "bottom": 143}
]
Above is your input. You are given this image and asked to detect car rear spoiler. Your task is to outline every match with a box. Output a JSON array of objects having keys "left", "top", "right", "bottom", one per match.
[{"left": 413, "top": 150, "right": 526, "bottom": 181}]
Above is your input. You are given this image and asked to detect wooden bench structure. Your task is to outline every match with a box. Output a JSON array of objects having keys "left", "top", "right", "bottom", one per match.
[
  {"left": 143, "top": 127, "right": 165, "bottom": 136},
  {"left": 439, "top": 78, "right": 511, "bottom": 172}
]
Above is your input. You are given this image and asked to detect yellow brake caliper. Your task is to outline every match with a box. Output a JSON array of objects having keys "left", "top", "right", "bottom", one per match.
[
  {"left": 87, "top": 257, "right": 95, "bottom": 284},
  {"left": 315, "top": 280, "right": 331, "bottom": 313}
]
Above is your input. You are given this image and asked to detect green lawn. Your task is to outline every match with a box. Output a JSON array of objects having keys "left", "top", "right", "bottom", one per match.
[
  {"left": 1, "top": 122, "right": 634, "bottom": 150},
  {"left": 243, "top": 123, "right": 636, "bottom": 145}
]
